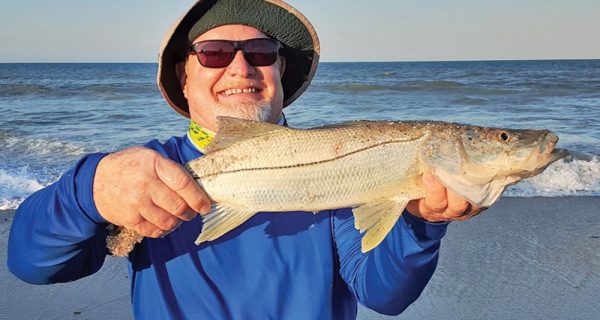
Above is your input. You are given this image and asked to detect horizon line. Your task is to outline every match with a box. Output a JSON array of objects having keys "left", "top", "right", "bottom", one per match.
[{"left": 1, "top": 57, "right": 599, "bottom": 64}]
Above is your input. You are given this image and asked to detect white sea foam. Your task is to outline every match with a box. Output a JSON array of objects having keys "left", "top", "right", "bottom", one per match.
[
  {"left": 0, "top": 168, "right": 47, "bottom": 210},
  {"left": 505, "top": 156, "right": 600, "bottom": 197},
  {"left": 4, "top": 134, "right": 90, "bottom": 157}
]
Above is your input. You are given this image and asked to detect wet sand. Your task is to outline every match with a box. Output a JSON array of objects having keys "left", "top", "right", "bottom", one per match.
[
  {"left": 2, "top": 196, "right": 599, "bottom": 320},
  {"left": 360, "top": 196, "right": 600, "bottom": 320}
]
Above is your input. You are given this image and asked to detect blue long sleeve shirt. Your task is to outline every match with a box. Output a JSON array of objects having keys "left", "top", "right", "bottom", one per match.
[{"left": 8, "top": 134, "right": 448, "bottom": 319}]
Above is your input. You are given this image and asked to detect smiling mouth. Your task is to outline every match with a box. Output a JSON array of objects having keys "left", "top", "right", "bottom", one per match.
[{"left": 220, "top": 87, "right": 260, "bottom": 96}]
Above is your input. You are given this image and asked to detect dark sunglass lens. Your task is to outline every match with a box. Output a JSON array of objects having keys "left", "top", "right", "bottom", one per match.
[
  {"left": 195, "top": 41, "right": 235, "bottom": 68},
  {"left": 244, "top": 39, "right": 279, "bottom": 66}
]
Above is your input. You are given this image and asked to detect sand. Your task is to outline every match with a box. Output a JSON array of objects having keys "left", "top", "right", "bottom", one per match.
[{"left": 2, "top": 196, "right": 599, "bottom": 320}]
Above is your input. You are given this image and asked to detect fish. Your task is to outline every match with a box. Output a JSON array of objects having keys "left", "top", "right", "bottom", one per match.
[{"left": 183, "top": 116, "right": 568, "bottom": 253}]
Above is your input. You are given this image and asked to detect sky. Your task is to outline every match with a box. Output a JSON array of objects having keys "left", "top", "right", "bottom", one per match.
[{"left": 0, "top": 0, "right": 598, "bottom": 62}]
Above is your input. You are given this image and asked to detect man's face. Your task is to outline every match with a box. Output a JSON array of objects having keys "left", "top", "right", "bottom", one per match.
[{"left": 181, "top": 25, "right": 286, "bottom": 131}]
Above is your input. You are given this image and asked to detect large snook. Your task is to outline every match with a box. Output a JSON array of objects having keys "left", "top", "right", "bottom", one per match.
[{"left": 185, "top": 117, "right": 568, "bottom": 253}]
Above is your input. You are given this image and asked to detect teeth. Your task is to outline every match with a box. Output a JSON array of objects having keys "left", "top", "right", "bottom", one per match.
[{"left": 223, "top": 88, "right": 257, "bottom": 96}]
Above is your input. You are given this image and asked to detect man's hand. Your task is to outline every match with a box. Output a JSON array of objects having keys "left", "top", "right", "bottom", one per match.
[
  {"left": 406, "top": 172, "right": 486, "bottom": 222},
  {"left": 93, "top": 147, "right": 212, "bottom": 238}
]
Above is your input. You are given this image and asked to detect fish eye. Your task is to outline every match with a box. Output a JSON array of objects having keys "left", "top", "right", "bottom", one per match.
[{"left": 499, "top": 131, "right": 510, "bottom": 142}]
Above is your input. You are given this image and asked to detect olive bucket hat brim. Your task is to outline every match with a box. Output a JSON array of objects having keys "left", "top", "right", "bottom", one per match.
[{"left": 157, "top": 0, "right": 320, "bottom": 117}]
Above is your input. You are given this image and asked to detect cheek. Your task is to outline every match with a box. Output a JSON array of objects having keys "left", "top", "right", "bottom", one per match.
[
  {"left": 184, "top": 66, "right": 222, "bottom": 99},
  {"left": 265, "top": 69, "right": 285, "bottom": 99},
  {"left": 184, "top": 67, "right": 223, "bottom": 128}
]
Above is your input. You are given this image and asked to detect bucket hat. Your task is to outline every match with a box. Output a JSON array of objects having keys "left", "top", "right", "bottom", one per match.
[{"left": 157, "top": 0, "right": 320, "bottom": 117}]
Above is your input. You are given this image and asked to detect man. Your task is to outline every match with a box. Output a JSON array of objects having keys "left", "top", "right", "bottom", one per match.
[{"left": 8, "top": 0, "right": 483, "bottom": 319}]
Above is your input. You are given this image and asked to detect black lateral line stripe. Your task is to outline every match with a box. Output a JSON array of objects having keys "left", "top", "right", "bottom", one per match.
[
  {"left": 184, "top": 163, "right": 201, "bottom": 179},
  {"left": 197, "top": 138, "right": 417, "bottom": 179}
]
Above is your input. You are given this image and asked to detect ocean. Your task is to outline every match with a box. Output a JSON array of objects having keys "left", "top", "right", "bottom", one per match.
[{"left": 1, "top": 60, "right": 599, "bottom": 210}]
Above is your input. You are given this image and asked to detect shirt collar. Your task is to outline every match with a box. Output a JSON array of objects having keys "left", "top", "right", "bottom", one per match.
[{"left": 186, "top": 114, "right": 286, "bottom": 154}]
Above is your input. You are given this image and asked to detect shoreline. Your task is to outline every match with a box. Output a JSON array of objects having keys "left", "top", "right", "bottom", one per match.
[{"left": 3, "top": 196, "right": 600, "bottom": 319}]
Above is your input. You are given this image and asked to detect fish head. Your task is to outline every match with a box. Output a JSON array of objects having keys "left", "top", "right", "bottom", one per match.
[
  {"left": 422, "top": 125, "right": 568, "bottom": 207},
  {"left": 459, "top": 127, "right": 568, "bottom": 177}
]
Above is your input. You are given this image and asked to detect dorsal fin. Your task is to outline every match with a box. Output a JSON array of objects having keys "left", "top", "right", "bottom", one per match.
[{"left": 205, "top": 116, "right": 289, "bottom": 153}]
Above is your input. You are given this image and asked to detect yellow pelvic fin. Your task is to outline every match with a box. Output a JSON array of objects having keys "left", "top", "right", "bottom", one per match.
[
  {"left": 353, "top": 197, "right": 409, "bottom": 253},
  {"left": 195, "top": 204, "right": 256, "bottom": 245}
]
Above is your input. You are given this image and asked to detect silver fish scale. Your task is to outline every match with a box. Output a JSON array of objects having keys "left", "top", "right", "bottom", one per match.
[
  {"left": 196, "top": 133, "right": 427, "bottom": 212},
  {"left": 192, "top": 123, "right": 423, "bottom": 179}
]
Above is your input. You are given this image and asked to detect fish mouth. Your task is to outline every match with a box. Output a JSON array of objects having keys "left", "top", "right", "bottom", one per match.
[
  {"left": 540, "top": 132, "right": 568, "bottom": 164},
  {"left": 548, "top": 148, "right": 569, "bottom": 163},
  {"left": 527, "top": 133, "right": 568, "bottom": 176},
  {"left": 544, "top": 149, "right": 569, "bottom": 168}
]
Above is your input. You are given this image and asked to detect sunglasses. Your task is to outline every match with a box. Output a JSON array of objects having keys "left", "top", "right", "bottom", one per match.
[{"left": 187, "top": 38, "right": 282, "bottom": 69}]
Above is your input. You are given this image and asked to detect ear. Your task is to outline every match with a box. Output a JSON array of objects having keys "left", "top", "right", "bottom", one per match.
[
  {"left": 278, "top": 56, "right": 286, "bottom": 77},
  {"left": 175, "top": 61, "right": 188, "bottom": 98}
]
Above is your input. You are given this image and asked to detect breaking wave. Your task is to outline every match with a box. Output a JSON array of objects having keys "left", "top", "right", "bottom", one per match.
[
  {"left": 0, "top": 132, "right": 94, "bottom": 210},
  {"left": 1, "top": 130, "right": 93, "bottom": 157},
  {"left": 0, "top": 167, "right": 47, "bottom": 210},
  {"left": 505, "top": 156, "right": 600, "bottom": 197}
]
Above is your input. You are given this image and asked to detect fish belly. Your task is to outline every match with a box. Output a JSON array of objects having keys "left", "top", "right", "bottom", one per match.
[{"left": 200, "top": 140, "right": 424, "bottom": 212}]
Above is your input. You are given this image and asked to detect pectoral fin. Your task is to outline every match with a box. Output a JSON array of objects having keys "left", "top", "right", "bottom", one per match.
[
  {"left": 195, "top": 204, "right": 256, "bottom": 245},
  {"left": 353, "top": 197, "right": 410, "bottom": 253}
]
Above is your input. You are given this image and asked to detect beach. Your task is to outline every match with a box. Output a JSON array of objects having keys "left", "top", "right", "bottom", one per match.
[{"left": 2, "top": 196, "right": 599, "bottom": 320}]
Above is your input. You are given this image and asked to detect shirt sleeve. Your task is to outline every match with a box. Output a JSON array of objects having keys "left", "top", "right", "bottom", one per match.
[
  {"left": 7, "top": 153, "right": 110, "bottom": 285},
  {"left": 333, "top": 207, "right": 448, "bottom": 315}
]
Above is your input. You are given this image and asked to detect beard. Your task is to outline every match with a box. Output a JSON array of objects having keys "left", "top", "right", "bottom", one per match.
[{"left": 213, "top": 99, "right": 274, "bottom": 123}]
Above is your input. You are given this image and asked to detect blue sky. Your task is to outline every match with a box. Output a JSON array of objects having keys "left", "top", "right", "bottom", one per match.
[{"left": 1, "top": 0, "right": 598, "bottom": 62}]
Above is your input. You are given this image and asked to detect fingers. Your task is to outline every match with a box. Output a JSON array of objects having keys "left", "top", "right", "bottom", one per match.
[
  {"left": 128, "top": 201, "right": 185, "bottom": 238},
  {"left": 130, "top": 219, "right": 170, "bottom": 239},
  {"left": 139, "top": 202, "right": 182, "bottom": 232},
  {"left": 150, "top": 183, "right": 198, "bottom": 221},
  {"left": 422, "top": 172, "right": 448, "bottom": 213},
  {"left": 446, "top": 188, "right": 470, "bottom": 215},
  {"left": 93, "top": 147, "right": 213, "bottom": 238},
  {"left": 132, "top": 220, "right": 166, "bottom": 238},
  {"left": 154, "top": 156, "right": 212, "bottom": 214},
  {"left": 407, "top": 172, "right": 487, "bottom": 222}
]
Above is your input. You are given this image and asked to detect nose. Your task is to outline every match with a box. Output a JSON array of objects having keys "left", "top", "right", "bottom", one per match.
[{"left": 226, "top": 50, "right": 255, "bottom": 77}]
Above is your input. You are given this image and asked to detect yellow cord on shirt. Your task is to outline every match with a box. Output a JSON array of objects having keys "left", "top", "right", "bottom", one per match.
[{"left": 187, "top": 120, "right": 215, "bottom": 153}]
